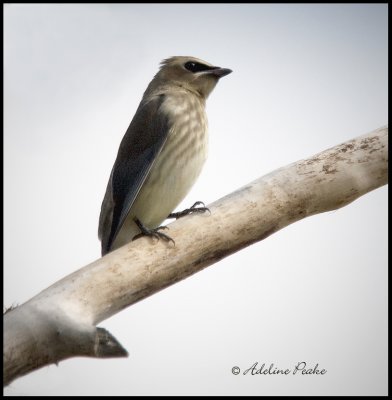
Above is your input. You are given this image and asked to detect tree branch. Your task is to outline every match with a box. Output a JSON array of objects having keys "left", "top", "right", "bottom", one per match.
[{"left": 4, "top": 126, "right": 388, "bottom": 386}]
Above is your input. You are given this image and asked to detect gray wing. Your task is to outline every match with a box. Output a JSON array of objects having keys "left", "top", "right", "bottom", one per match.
[{"left": 98, "top": 94, "right": 170, "bottom": 255}]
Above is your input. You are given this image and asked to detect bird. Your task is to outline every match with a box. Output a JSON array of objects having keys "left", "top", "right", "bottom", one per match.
[{"left": 98, "top": 56, "right": 232, "bottom": 256}]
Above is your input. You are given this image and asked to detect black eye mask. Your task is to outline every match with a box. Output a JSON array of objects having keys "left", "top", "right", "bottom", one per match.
[{"left": 184, "top": 61, "right": 217, "bottom": 73}]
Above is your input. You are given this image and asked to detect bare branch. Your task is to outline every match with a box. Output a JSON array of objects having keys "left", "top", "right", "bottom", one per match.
[{"left": 4, "top": 126, "right": 388, "bottom": 386}]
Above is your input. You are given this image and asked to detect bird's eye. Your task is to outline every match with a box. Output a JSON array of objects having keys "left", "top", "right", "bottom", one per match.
[
  {"left": 185, "top": 62, "right": 197, "bottom": 71},
  {"left": 184, "top": 61, "right": 215, "bottom": 73}
]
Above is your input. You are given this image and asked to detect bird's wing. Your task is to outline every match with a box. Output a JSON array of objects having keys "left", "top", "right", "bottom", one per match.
[{"left": 98, "top": 94, "right": 170, "bottom": 254}]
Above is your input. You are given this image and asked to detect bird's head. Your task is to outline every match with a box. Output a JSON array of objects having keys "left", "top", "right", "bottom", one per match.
[{"left": 149, "top": 56, "right": 232, "bottom": 99}]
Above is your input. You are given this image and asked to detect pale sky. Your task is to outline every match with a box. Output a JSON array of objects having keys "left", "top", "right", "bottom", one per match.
[{"left": 4, "top": 4, "right": 388, "bottom": 396}]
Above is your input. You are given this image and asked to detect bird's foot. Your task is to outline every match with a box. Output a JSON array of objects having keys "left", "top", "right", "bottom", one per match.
[
  {"left": 133, "top": 218, "right": 175, "bottom": 245},
  {"left": 168, "top": 201, "right": 210, "bottom": 219}
]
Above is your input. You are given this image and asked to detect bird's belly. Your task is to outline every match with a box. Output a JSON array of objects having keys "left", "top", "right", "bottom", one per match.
[
  {"left": 112, "top": 127, "right": 207, "bottom": 250},
  {"left": 135, "top": 149, "right": 206, "bottom": 225}
]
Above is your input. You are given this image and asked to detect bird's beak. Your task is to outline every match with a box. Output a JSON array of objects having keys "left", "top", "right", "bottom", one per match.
[{"left": 208, "top": 67, "right": 233, "bottom": 78}]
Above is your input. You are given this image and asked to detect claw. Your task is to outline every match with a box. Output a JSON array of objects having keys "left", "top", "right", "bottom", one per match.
[
  {"left": 168, "top": 201, "right": 211, "bottom": 219},
  {"left": 133, "top": 218, "right": 175, "bottom": 245}
]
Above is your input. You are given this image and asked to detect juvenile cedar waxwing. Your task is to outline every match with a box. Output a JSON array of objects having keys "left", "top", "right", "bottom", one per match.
[{"left": 98, "top": 56, "right": 232, "bottom": 256}]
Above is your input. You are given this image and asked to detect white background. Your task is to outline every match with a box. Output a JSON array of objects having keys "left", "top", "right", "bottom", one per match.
[{"left": 4, "top": 4, "right": 387, "bottom": 396}]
